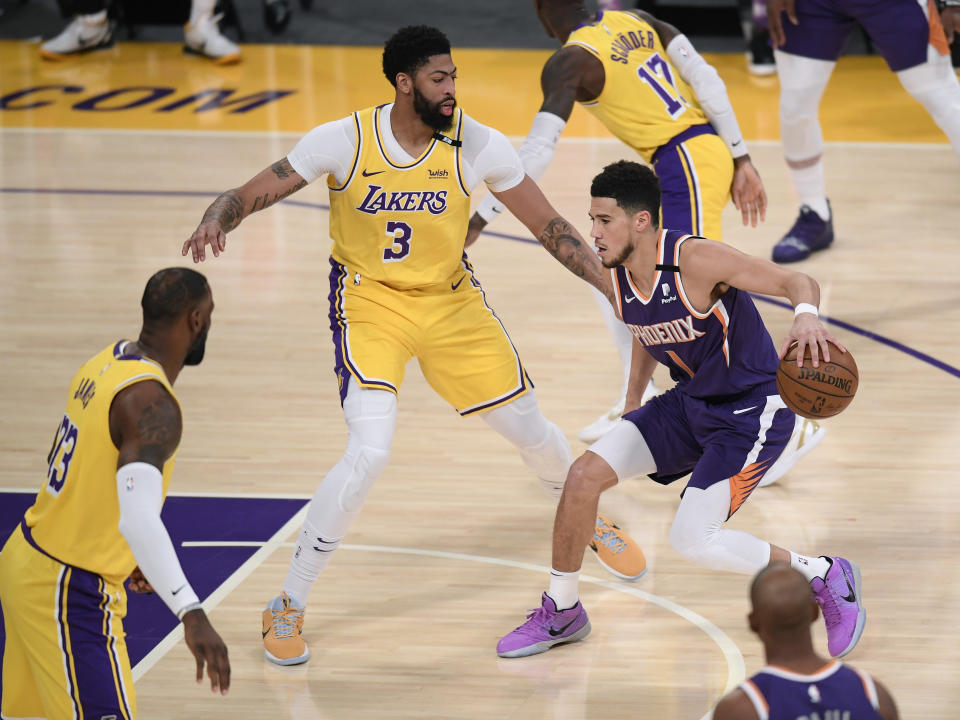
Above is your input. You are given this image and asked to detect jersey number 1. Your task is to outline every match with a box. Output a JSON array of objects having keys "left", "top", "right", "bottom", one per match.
[{"left": 636, "top": 53, "right": 689, "bottom": 119}]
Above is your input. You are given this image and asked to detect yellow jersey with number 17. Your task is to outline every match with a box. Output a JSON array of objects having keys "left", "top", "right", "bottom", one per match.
[
  {"left": 566, "top": 10, "right": 709, "bottom": 162},
  {"left": 23, "top": 341, "right": 179, "bottom": 585},
  {"left": 327, "top": 104, "right": 471, "bottom": 291}
]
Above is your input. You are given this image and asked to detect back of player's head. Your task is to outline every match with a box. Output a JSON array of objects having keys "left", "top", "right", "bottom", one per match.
[
  {"left": 749, "top": 563, "right": 818, "bottom": 639},
  {"left": 141, "top": 267, "right": 209, "bottom": 326},
  {"left": 382, "top": 25, "right": 451, "bottom": 87},
  {"left": 590, "top": 160, "right": 661, "bottom": 224}
]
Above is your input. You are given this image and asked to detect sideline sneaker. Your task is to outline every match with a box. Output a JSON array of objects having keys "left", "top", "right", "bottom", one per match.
[
  {"left": 590, "top": 513, "right": 647, "bottom": 580},
  {"left": 577, "top": 380, "right": 658, "bottom": 444},
  {"left": 810, "top": 557, "right": 865, "bottom": 658},
  {"left": 772, "top": 202, "right": 834, "bottom": 263},
  {"left": 262, "top": 592, "right": 309, "bottom": 665},
  {"left": 497, "top": 593, "right": 591, "bottom": 658},
  {"left": 748, "top": 28, "right": 776, "bottom": 76},
  {"left": 184, "top": 12, "right": 242, "bottom": 64},
  {"left": 759, "top": 416, "right": 825, "bottom": 487},
  {"left": 40, "top": 12, "right": 112, "bottom": 60}
]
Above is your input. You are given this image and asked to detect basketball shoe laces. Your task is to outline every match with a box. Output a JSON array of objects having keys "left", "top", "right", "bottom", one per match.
[
  {"left": 595, "top": 520, "right": 627, "bottom": 555},
  {"left": 509, "top": 604, "right": 555, "bottom": 638},
  {"left": 269, "top": 604, "right": 304, "bottom": 640},
  {"left": 816, "top": 582, "right": 842, "bottom": 628}
]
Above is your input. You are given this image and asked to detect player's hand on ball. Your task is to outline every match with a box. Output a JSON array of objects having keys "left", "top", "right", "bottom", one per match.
[
  {"left": 779, "top": 315, "right": 845, "bottom": 368},
  {"left": 182, "top": 222, "right": 227, "bottom": 263},
  {"left": 127, "top": 566, "right": 154, "bottom": 594}
]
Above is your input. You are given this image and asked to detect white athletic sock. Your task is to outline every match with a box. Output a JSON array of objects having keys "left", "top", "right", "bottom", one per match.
[
  {"left": 282, "top": 521, "right": 343, "bottom": 603},
  {"left": 790, "top": 552, "right": 831, "bottom": 581},
  {"left": 788, "top": 163, "right": 829, "bottom": 220},
  {"left": 189, "top": 0, "right": 217, "bottom": 25},
  {"left": 547, "top": 568, "right": 580, "bottom": 610}
]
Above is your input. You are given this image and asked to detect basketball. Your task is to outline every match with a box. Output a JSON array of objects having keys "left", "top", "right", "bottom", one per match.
[{"left": 776, "top": 341, "right": 858, "bottom": 419}]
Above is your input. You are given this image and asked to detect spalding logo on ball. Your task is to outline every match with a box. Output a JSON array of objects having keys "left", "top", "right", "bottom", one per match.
[{"left": 777, "top": 340, "right": 858, "bottom": 419}]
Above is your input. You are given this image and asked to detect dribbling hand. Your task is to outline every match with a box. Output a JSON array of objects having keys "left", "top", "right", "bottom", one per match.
[
  {"left": 182, "top": 608, "right": 231, "bottom": 695},
  {"left": 779, "top": 314, "right": 845, "bottom": 368},
  {"left": 182, "top": 222, "right": 227, "bottom": 263}
]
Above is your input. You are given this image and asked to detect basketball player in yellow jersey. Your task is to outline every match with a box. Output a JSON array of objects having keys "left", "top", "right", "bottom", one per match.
[
  {"left": 0, "top": 268, "right": 230, "bottom": 720},
  {"left": 465, "top": 1, "right": 821, "bottom": 487},
  {"left": 183, "top": 25, "right": 646, "bottom": 666}
]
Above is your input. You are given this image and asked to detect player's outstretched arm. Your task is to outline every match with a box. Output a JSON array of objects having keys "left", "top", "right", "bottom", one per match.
[
  {"left": 465, "top": 48, "right": 586, "bottom": 248},
  {"left": 680, "top": 238, "right": 844, "bottom": 367},
  {"left": 492, "top": 175, "right": 614, "bottom": 305},
  {"left": 183, "top": 157, "right": 307, "bottom": 263},
  {"left": 710, "top": 688, "right": 760, "bottom": 720},
  {"left": 111, "top": 381, "right": 231, "bottom": 694}
]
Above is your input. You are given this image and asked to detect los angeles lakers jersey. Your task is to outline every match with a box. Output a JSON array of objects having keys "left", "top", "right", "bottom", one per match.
[
  {"left": 24, "top": 341, "right": 179, "bottom": 584},
  {"left": 327, "top": 104, "right": 471, "bottom": 291},
  {"left": 566, "top": 11, "right": 709, "bottom": 162}
]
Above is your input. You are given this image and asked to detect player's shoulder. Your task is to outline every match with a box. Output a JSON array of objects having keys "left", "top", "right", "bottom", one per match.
[
  {"left": 712, "top": 686, "right": 760, "bottom": 720},
  {"left": 459, "top": 110, "right": 505, "bottom": 148}
]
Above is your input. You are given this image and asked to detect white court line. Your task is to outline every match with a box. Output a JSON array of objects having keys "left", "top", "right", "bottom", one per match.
[
  {"left": 0, "top": 126, "right": 949, "bottom": 150},
  {"left": 176, "top": 539, "right": 744, "bottom": 719}
]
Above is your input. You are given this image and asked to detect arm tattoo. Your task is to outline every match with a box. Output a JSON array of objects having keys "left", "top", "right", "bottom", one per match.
[
  {"left": 201, "top": 189, "right": 245, "bottom": 233},
  {"left": 270, "top": 158, "right": 295, "bottom": 179},
  {"left": 538, "top": 216, "right": 615, "bottom": 306},
  {"left": 249, "top": 180, "right": 307, "bottom": 213},
  {"left": 135, "top": 394, "right": 182, "bottom": 467}
]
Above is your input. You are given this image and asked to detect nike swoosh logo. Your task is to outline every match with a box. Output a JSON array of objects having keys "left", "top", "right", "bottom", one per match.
[
  {"left": 840, "top": 570, "right": 857, "bottom": 603},
  {"left": 171, "top": 584, "right": 187, "bottom": 595},
  {"left": 548, "top": 617, "right": 578, "bottom": 637},
  {"left": 732, "top": 406, "right": 757, "bottom": 415},
  {"left": 362, "top": 169, "right": 384, "bottom": 177},
  {"left": 451, "top": 275, "right": 465, "bottom": 291},
  {"left": 262, "top": 630, "right": 269, "bottom": 638},
  {"left": 624, "top": 293, "right": 637, "bottom": 304},
  {"left": 732, "top": 139, "right": 742, "bottom": 146}
]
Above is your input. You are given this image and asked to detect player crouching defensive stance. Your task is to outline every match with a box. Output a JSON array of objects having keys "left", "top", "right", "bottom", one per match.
[{"left": 498, "top": 162, "right": 865, "bottom": 660}]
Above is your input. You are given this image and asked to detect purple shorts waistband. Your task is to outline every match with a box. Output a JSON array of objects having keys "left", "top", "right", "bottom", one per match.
[{"left": 652, "top": 124, "right": 716, "bottom": 165}]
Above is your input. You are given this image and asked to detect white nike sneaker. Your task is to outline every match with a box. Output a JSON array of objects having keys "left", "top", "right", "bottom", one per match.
[
  {"left": 577, "top": 380, "right": 658, "bottom": 444},
  {"left": 184, "top": 12, "right": 242, "bottom": 65},
  {"left": 759, "top": 415, "right": 826, "bottom": 487},
  {"left": 40, "top": 11, "right": 112, "bottom": 60}
]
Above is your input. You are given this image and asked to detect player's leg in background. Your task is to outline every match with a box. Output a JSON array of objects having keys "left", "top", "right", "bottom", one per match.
[
  {"left": 770, "top": 0, "right": 853, "bottom": 262},
  {"left": 862, "top": 0, "right": 960, "bottom": 158},
  {"left": 184, "top": 0, "right": 242, "bottom": 63}
]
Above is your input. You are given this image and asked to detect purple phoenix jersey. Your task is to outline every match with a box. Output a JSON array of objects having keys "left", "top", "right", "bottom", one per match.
[
  {"left": 612, "top": 229, "right": 779, "bottom": 401},
  {"left": 740, "top": 661, "right": 883, "bottom": 720}
]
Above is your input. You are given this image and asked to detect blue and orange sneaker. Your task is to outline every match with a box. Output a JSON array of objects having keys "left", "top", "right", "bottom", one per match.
[
  {"left": 262, "top": 592, "right": 309, "bottom": 665},
  {"left": 590, "top": 513, "right": 647, "bottom": 581},
  {"left": 497, "top": 593, "right": 591, "bottom": 658},
  {"left": 772, "top": 202, "right": 834, "bottom": 263},
  {"left": 811, "top": 556, "right": 866, "bottom": 658}
]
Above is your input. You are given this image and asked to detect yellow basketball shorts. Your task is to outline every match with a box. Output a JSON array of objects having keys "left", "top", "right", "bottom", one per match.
[
  {"left": 652, "top": 125, "right": 734, "bottom": 242},
  {"left": 327, "top": 254, "right": 532, "bottom": 415},
  {"left": 0, "top": 521, "right": 136, "bottom": 720}
]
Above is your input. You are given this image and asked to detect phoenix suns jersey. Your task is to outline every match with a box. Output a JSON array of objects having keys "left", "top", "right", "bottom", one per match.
[
  {"left": 327, "top": 104, "right": 471, "bottom": 291},
  {"left": 24, "top": 341, "right": 179, "bottom": 584},
  {"left": 566, "top": 10, "right": 709, "bottom": 162}
]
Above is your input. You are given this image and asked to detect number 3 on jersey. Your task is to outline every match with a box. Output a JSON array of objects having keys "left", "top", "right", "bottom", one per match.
[
  {"left": 636, "top": 52, "right": 689, "bottom": 119},
  {"left": 47, "top": 414, "right": 79, "bottom": 496},
  {"left": 383, "top": 220, "right": 412, "bottom": 262}
]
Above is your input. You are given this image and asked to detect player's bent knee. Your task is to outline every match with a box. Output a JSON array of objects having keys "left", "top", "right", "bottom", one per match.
[
  {"left": 338, "top": 444, "right": 390, "bottom": 513},
  {"left": 563, "top": 454, "right": 616, "bottom": 499}
]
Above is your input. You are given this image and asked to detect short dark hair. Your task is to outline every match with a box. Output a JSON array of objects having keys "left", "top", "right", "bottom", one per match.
[
  {"left": 590, "top": 160, "right": 660, "bottom": 224},
  {"left": 382, "top": 25, "right": 451, "bottom": 88},
  {"left": 141, "top": 267, "right": 209, "bottom": 325}
]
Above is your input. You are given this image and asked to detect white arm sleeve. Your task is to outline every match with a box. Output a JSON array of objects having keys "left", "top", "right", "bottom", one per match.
[
  {"left": 286, "top": 115, "right": 358, "bottom": 185},
  {"left": 475, "top": 112, "right": 566, "bottom": 223},
  {"left": 666, "top": 35, "right": 748, "bottom": 158},
  {"left": 116, "top": 462, "right": 200, "bottom": 618}
]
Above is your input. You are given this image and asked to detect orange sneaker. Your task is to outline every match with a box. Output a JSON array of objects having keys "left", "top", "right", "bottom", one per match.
[
  {"left": 262, "top": 592, "right": 309, "bottom": 665},
  {"left": 590, "top": 513, "right": 647, "bottom": 580}
]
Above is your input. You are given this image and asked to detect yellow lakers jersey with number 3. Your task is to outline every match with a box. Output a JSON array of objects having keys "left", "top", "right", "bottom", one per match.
[
  {"left": 566, "top": 11, "right": 709, "bottom": 161},
  {"left": 327, "top": 104, "right": 471, "bottom": 290},
  {"left": 24, "top": 342, "right": 179, "bottom": 584}
]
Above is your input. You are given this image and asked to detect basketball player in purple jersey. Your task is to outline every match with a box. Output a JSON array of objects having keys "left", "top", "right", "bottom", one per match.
[
  {"left": 498, "top": 160, "right": 865, "bottom": 661},
  {"left": 713, "top": 564, "right": 898, "bottom": 720},
  {"left": 768, "top": 0, "right": 960, "bottom": 262}
]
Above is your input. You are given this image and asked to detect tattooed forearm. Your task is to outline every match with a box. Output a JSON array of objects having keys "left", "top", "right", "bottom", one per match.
[
  {"left": 201, "top": 189, "right": 245, "bottom": 233},
  {"left": 249, "top": 180, "right": 307, "bottom": 213},
  {"left": 270, "top": 158, "right": 295, "bottom": 179},
  {"left": 538, "top": 216, "right": 615, "bottom": 306}
]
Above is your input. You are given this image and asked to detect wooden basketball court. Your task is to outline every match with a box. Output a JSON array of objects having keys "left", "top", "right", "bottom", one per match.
[{"left": 1, "top": 40, "right": 958, "bottom": 719}]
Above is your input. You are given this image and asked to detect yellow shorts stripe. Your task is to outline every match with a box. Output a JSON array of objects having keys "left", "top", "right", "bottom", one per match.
[{"left": 675, "top": 143, "right": 703, "bottom": 236}]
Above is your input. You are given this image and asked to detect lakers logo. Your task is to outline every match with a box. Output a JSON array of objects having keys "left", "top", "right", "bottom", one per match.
[{"left": 355, "top": 184, "right": 448, "bottom": 216}]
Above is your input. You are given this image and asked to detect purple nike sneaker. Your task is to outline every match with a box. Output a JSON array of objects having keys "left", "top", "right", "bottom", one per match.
[
  {"left": 497, "top": 593, "right": 591, "bottom": 658},
  {"left": 772, "top": 202, "right": 834, "bottom": 263},
  {"left": 811, "top": 556, "right": 866, "bottom": 658}
]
